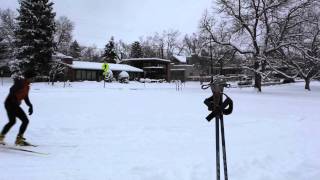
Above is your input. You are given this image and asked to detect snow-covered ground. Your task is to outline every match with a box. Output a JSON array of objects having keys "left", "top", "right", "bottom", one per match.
[{"left": 0, "top": 80, "right": 319, "bottom": 180}]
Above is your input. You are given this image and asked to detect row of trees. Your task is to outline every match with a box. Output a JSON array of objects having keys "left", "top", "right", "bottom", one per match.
[
  {"left": 0, "top": 6, "right": 202, "bottom": 65},
  {"left": 0, "top": 1, "right": 214, "bottom": 70},
  {"left": 0, "top": 2, "right": 100, "bottom": 77},
  {"left": 199, "top": 0, "right": 320, "bottom": 91},
  {"left": 101, "top": 30, "right": 200, "bottom": 63},
  {"left": 1, "top": 0, "right": 319, "bottom": 91},
  {"left": 0, "top": 1, "right": 73, "bottom": 77},
  {"left": 100, "top": 0, "right": 320, "bottom": 92}
]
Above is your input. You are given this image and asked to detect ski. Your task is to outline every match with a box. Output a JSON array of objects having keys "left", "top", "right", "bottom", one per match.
[{"left": 0, "top": 145, "right": 49, "bottom": 155}]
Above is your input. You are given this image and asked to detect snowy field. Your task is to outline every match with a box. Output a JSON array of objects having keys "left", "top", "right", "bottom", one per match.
[{"left": 0, "top": 80, "right": 319, "bottom": 180}]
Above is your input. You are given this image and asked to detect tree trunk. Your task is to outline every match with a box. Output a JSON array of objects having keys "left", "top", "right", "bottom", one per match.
[
  {"left": 254, "top": 61, "right": 262, "bottom": 92},
  {"left": 305, "top": 78, "right": 311, "bottom": 91},
  {"left": 254, "top": 73, "right": 262, "bottom": 92},
  {"left": 220, "top": 61, "right": 224, "bottom": 75},
  {"left": 51, "top": 74, "right": 55, "bottom": 86}
]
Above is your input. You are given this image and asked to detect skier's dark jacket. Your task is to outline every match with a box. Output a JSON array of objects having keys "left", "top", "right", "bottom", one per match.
[{"left": 6, "top": 78, "right": 32, "bottom": 106}]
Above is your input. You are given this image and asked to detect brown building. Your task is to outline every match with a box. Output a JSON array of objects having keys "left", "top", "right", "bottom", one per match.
[
  {"left": 170, "top": 64, "right": 194, "bottom": 82},
  {"left": 186, "top": 54, "right": 243, "bottom": 77},
  {"left": 121, "top": 58, "right": 171, "bottom": 81}
]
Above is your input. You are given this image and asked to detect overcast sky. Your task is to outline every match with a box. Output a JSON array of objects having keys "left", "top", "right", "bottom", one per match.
[{"left": 0, "top": 0, "right": 213, "bottom": 48}]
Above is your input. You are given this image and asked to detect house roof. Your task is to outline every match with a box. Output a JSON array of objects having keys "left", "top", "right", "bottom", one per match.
[
  {"left": 68, "top": 61, "right": 143, "bottom": 73},
  {"left": 173, "top": 55, "right": 187, "bottom": 63},
  {"left": 172, "top": 64, "right": 194, "bottom": 67},
  {"left": 121, "top": 58, "right": 171, "bottom": 63},
  {"left": 144, "top": 66, "right": 165, "bottom": 69},
  {"left": 53, "top": 52, "right": 73, "bottom": 60},
  {"left": 170, "top": 69, "right": 185, "bottom": 71}
]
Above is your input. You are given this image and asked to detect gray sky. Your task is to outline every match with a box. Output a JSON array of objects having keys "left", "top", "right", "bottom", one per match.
[{"left": 0, "top": 0, "right": 213, "bottom": 48}]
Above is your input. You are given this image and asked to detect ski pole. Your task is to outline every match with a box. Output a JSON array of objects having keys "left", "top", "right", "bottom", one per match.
[
  {"left": 220, "top": 115, "right": 228, "bottom": 180},
  {"left": 202, "top": 76, "right": 233, "bottom": 180},
  {"left": 215, "top": 114, "right": 220, "bottom": 180}
]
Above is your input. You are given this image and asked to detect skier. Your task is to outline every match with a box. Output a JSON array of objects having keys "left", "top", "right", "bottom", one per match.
[{"left": 0, "top": 70, "right": 36, "bottom": 146}]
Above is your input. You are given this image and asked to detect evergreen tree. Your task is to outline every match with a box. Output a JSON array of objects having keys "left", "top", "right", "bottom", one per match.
[
  {"left": 69, "top": 40, "right": 81, "bottom": 58},
  {"left": 0, "top": 38, "right": 9, "bottom": 63},
  {"left": 103, "top": 36, "right": 118, "bottom": 63},
  {"left": 0, "top": 9, "right": 17, "bottom": 54},
  {"left": 130, "top": 41, "right": 143, "bottom": 58},
  {"left": 15, "top": 0, "right": 56, "bottom": 76}
]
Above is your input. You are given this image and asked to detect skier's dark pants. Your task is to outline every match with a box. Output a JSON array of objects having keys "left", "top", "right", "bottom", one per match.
[{"left": 1, "top": 100, "right": 29, "bottom": 137}]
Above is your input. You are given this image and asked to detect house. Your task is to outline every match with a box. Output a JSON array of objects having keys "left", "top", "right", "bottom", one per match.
[
  {"left": 53, "top": 52, "right": 73, "bottom": 61},
  {"left": 171, "top": 55, "right": 187, "bottom": 64},
  {"left": 186, "top": 54, "right": 243, "bottom": 78},
  {"left": 62, "top": 60, "right": 143, "bottom": 81},
  {"left": 168, "top": 55, "right": 195, "bottom": 82},
  {"left": 120, "top": 58, "right": 171, "bottom": 81}
]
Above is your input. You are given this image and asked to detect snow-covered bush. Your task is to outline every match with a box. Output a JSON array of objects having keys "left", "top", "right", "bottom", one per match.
[
  {"left": 118, "top": 71, "right": 129, "bottom": 83},
  {"left": 104, "top": 69, "right": 113, "bottom": 82}
]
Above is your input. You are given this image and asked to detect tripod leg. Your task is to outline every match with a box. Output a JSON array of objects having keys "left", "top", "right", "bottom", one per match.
[
  {"left": 220, "top": 115, "right": 228, "bottom": 180},
  {"left": 215, "top": 115, "right": 220, "bottom": 180}
]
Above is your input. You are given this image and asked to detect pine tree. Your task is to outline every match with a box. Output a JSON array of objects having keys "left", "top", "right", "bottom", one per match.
[
  {"left": 0, "top": 38, "right": 9, "bottom": 63},
  {"left": 0, "top": 9, "right": 17, "bottom": 55},
  {"left": 0, "top": 38, "right": 24, "bottom": 79},
  {"left": 69, "top": 40, "right": 81, "bottom": 58},
  {"left": 130, "top": 41, "right": 143, "bottom": 58},
  {"left": 103, "top": 36, "right": 118, "bottom": 63},
  {"left": 15, "top": 0, "right": 56, "bottom": 76}
]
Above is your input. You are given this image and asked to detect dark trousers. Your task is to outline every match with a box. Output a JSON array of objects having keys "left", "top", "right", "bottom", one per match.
[{"left": 1, "top": 99, "right": 29, "bottom": 137}]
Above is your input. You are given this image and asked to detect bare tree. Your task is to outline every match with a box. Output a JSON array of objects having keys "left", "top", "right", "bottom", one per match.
[
  {"left": 49, "top": 61, "right": 65, "bottom": 85},
  {"left": 139, "top": 35, "right": 158, "bottom": 58},
  {"left": 200, "top": 20, "right": 238, "bottom": 75},
  {"left": 55, "top": 16, "right": 74, "bottom": 55},
  {"left": 80, "top": 45, "right": 102, "bottom": 62},
  {"left": 163, "top": 29, "right": 180, "bottom": 59},
  {"left": 153, "top": 32, "right": 166, "bottom": 59},
  {"left": 115, "top": 40, "right": 130, "bottom": 60},
  {"left": 137, "top": 30, "right": 184, "bottom": 59},
  {"left": 200, "top": 0, "right": 315, "bottom": 92},
  {"left": 183, "top": 33, "right": 205, "bottom": 56},
  {"left": 264, "top": 1, "right": 320, "bottom": 90}
]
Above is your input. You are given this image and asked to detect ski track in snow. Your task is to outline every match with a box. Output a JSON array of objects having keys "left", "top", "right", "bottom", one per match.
[{"left": 0, "top": 80, "right": 319, "bottom": 180}]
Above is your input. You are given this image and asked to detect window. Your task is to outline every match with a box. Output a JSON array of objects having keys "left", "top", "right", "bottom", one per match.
[
  {"left": 91, "top": 71, "right": 96, "bottom": 81},
  {"left": 76, "top": 70, "right": 81, "bottom": 80},
  {"left": 82, "top": 70, "right": 86, "bottom": 80},
  {"left": 87, "top": 71, "right": 92, "bottom": 80}
]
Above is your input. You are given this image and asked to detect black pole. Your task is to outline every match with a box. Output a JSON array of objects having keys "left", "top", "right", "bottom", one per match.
[
  {"left": 220, "top": 115, "right": 229, "bottom": 180},
  {"left": 213, "top": 84, "right": 222, "bottom": 180},
  {"left": 215, "top": 115, "right": 220, "bottom": 180},
  {"left": 203, "top": 78, "right": 232, "bottom": 180}
]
